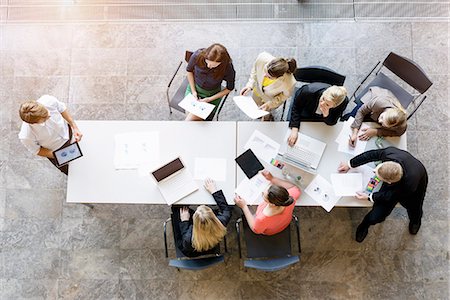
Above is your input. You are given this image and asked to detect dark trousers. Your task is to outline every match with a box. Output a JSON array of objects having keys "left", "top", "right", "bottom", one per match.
[
  {"left": 47, "top": 126, "right": 72, "bottom": 175},
  {"left": 360, "top": 173, "right": 428, "bottom": 227}
]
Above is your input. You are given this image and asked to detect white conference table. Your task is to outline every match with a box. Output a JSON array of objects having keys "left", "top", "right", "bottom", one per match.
[
  {"left": 237, "top": 122, "right": 407, "bottom": 207},
  {"left": 67, "top": 121, "right": 237, "bottom": 205}
]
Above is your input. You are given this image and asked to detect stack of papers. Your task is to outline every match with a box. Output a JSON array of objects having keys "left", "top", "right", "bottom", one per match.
[
  {"left": 330, "top": 173, "right": 363, "bottom": 196},
  {"left": 335, "top": 117, "right": 369, "bottom": 155},
  {"left": 305, "top": 175, "right": 341, "bottom": 212},
  {"left": 178, "top": 93, "right": 215, "bottom": 120},
  {"left": 233, "top": 96, "right": 269, "bottom": 119},
  {"left": 114, "top": 132, "right": 160, "bottom": 172},
  {"left": 235, "top": 173, "right": 270, "bottom": 205},
  {"left": 244, "top": 130, "right": 280, "bottom": 163}
]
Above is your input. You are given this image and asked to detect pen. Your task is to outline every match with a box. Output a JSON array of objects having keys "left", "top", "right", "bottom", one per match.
[{"left": 349, "top": 134, "right": 355, "bottom": 147}]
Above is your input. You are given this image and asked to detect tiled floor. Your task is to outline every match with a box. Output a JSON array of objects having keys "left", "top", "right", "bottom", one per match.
[{"left": 0, "top": 21, "right": 449, "bottom": 299}]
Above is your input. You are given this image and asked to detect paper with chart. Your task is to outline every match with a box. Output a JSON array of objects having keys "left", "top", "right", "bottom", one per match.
[
  {"left": 244, "top": 130, "right": 280, "bottom": 163},
  {"left": 330, "top": 173, "right": 363, "bottom": 196},
  {"left": 194, "top": 157, "right": 227, "bottom": 181},
  {"left": 335, "top": 117, "right": 369, "bottom": 155},
  {"left": 305, "top": 175, "right": 341, "bottom": 212},
  {"left": 233, "top": 96, "right": 269, "bottom": 119},
  {"left": 235, "top": 173, "right": 270, "bottom": 205},
  {"left": 178, "top": 93, "right": 215, "bottom": 120},
  {"left": 114, "top": 132, "right": 160, "bottom": 171}
]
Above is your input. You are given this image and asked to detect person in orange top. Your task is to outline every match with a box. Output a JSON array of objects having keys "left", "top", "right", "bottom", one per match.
[{"left": 234, "top": 170, "right": 301, "bottom": 235}]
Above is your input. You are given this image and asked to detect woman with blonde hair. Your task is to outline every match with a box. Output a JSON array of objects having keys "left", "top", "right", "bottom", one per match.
[
  {"left": 348, "top": 86, "right": 407, "bottom": 147},
  {"left": 287, "top": 83, "right": 348, "bottom": 146},
  {"left": 240, "top": 52, "right": 297, "bottom": 120},
  {"left": 185, "top": 43, "right": 236, "bottom": 121},
  {"left": 172, "top": 178, "right": 232, "bottom": 257}
]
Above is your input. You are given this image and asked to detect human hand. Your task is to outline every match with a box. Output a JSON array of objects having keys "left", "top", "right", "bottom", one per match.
[
  {"left": 337, "top": 162, "right": 350, "bottom": 173},
  {"left": 240, "top": 87, "right": 251, "bottom": 96},
  {"left": 199, "top": 97, "right": 212, "bottom": 103},
  {"left": 358, "top": 128, "right": 377, "bottom": 141},
  {"left": 355, "top": 191, "right": 369, "bottom": 201},
  {"left": 191, "top": 91, "right": 198, "bottom": 100},
  {"left": 319, "top": 101, "right": 330, "bottom": 117},
  {"left": 348, "top": 133, "right": 357, "bottom": 148},
  {"left": 204, "top": 178, "right": 218, "bottom": 194},
  {"left": 180, "top": 207, "right": 190, "bottom": 221},
  {"left": 288, "top": 130, "right": 298, "bottom": 146},
  {"left": 259, "top": 103, "right": 270, "bottom": 111},
  {"left": 73, "top": 128, "right": 83, "bottom": 142},
  {"left": 234, "top": 195, "right": 247, "bottom": 208},
  {"left": 261, "top": 170, "right": 273, "bottom": 182}
]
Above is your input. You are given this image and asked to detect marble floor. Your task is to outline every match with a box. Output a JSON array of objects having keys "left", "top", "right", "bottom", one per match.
[{"left": 0, "top": 21, "right": 449, "bottom": 299}]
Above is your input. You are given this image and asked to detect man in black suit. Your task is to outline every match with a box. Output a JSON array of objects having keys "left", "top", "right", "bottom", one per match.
[{"left": 338, "top": 147, "right": 428, "bottom": 243}]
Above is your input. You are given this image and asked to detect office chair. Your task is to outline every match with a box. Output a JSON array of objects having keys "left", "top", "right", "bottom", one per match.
[
  {"left": 166, "top": 50, "right": 229, "bottom": 121},
  {"left": 163, "top": 216, "right": 227, "bottom": 270},
  {"left": 350, "top": 52, "right": 433, "bottom": 120},
  {"left": 280, "top": 66, "right": 346, "bottom": 121},
  {"left": 235, "top": 215, "right": 301, "bottom": 272}
]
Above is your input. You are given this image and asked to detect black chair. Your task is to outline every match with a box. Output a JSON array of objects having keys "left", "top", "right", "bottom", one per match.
[
  {"left": 163, "top": 216, "right": 227, "bottom": 270},
  {"left": 235, "top": 215, "right": 301, "bottom": 271},
  {"left": 166, "top": 50, "right": 229, "bottom": 121},
  {"left": 280, "top": 66, "right": 346, "bottom": 121},
  {"left": 351, "top": 52, "right": 433, "bottom": 120}
]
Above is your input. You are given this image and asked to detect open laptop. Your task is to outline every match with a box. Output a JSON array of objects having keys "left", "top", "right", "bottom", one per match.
[
  {"left": 278, "top": 131, "right": 327, "bottom": 174},
  {"left": 151, "top": 157, "right": 198, "bottom": 205}
]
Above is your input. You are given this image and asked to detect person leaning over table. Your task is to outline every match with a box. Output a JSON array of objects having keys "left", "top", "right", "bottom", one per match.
[
  {"left": 347, "top": 86, "right": 407, "bottom": 147},
  {"left": 287, "top": 83, "right": 348, "bottom": 146},
  {"left": 185, "top": 43, "right": 236, "bottom": 121},
  {"left": 338, "top": 147, "right": 428, "bottom": 243},
  {"left": 240, "top": 52, "right": 297, "bottom": 121},
  {"left": 18, "top": 95, "right": 83, "bottom": 175},
  {"left": 234, "top": 170, "right": 301, "bottom": 235},
  {"left": 172, "top": 178, "right": 232, "bottom": 257}
]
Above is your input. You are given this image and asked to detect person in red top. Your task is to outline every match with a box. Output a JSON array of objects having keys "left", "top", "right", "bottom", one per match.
[{"left": 234, "top": 170, "right": 301, "bottom": 235}]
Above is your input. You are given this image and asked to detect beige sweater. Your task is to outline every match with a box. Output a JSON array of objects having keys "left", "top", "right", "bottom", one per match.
[
  {"left": 351, "top": 86, "right": 407, "bottom": 137},
  {"left": 245, "top": 52, "right": 297, "bottom": 110}
]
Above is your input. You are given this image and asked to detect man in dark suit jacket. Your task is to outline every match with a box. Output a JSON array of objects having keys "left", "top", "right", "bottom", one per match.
[{"left": 338, "top": 147, "right": 428, "bottom": 242}]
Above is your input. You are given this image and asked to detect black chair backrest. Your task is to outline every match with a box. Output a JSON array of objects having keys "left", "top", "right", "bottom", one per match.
[
  {"left": 294, "top": 66, "right": 346, "bottom": 86},
  {"left": 383, "top": 52, "right": 433, "bottom": 94},
  {"left": 243, "top": 218, "right": 292, "bottom": 259},
  {"left": 185, "top": 51, "right": 193, "bottom": 63}
]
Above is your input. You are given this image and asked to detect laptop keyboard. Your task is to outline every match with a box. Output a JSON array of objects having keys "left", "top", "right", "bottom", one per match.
[{"left": 285, "top": 145, "right": 320, "bottom": 167}]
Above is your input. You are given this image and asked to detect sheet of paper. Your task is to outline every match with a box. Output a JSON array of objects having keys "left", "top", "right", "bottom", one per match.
[
  {"left": 305, "top": 175, "right": 341, "bottom": 212},
  {"left": 114, "top": 132, "right": 160, "bottom": 170},
  {"left": 233, "top": 96, "right": 269, "bottom": 119},
  {"left": 335, "top": 117, "right": 369, "bottom": 156},
  {"left": 178, "top": 93, "right": 215, "bottom": 120},
  {"left": 235, "top": 173, "right": 270, "bottom": 205},
  {"left": 194, "top": 157, "right": 227, "bottom": 181},
  {"left": 244, "top": 130, "right": 280, "bottom": 163},
  {"left": 330, "top": 173, "right": 363, "bottom": 196},
  {"left": 349, "top": 165, "right": 375, "bottom": 189}
]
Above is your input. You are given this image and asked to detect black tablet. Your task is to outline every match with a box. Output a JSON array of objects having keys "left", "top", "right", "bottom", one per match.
[
  {"left": 53, "top": 142, "right": 83, "bottom": 167},
  {"left": 235, "top": 149, "right": 264, "bottom": 179}
]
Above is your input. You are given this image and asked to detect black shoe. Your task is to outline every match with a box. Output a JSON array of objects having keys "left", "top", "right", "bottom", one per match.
[
  {"left": 409, "top": 221, "right": 421, "bottom": 235},
  {"left": 355, "top": 224, "right": 369, "bottom": 243}
]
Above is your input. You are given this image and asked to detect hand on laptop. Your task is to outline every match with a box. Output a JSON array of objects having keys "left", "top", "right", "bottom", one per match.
[
  {"left": 288, "top": 128, "right": 299, "bottom": 146},
  {"left": 204, "top": 178, "right": 218, "bottom": 194},
  {"left": 180, "top": 207, "right": 190, "bottom": 221}
]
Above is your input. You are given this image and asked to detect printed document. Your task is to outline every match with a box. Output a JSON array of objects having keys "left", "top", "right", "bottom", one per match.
[
  {"left": 244, "top": 130, "right": 280, "bottom": 163},
  {"left": 194, "top": 157, "right": 227, "bottom": 182},
  {"left": 330, "top": 173, "right": 363, "bottom": 196},
  {"left": 233, "top": 96, "right": 269, "bottom": 119},
  {"left": 335, "top": 117, "right": 369, "bottom": 155},
  {"left": 235, "top": 173, "right": 270, "bottom": 205},
  {"left": 178, "top": 93, "right": 215, "bottom": 120},
  {"left": 114, "top": 132, "right": 160, "bottom": 170},
  {"left": 305, "top": 175, "right": 341, "bottom": 212}
]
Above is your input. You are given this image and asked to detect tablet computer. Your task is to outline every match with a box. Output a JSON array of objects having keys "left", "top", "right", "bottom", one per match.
[
  {"left": 53, "top": 142, "right": 83, "bottom": 167},
  {"left": 235, "top": 149, "right": 264, "bottom": 179}
]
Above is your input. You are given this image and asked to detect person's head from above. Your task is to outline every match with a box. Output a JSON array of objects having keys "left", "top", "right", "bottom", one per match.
[
  {"left": 374, "top": 161, "right": 403, "bottom": 184},
  {"left": 192, "top": 205, "right": 227, "bottom": 252},
  {"left": 265, "top": 57, "right": 297, "bottom": 79},
  {"left": 319, "top": 85, "right": 348, "bottom": 110},
  {"left": 199, "top": 43, "right": 231, "bottom": 69},
  {"left": 262, "top": 185, "right": 294, "bottom": 207},
  {"left": 19, "top": 100, "right": 50, "bottom": 124},
  {"left": 378, "top": 107, "right": 406, "bottom": 128}
]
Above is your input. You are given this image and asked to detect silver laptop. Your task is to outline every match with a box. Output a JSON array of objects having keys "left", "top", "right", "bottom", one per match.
[
  {"left": 151, "top": 157, "right": 198, "bottom": 205},
  {"left": 279, "top": 131, "right": 327, "bottom": 174}
]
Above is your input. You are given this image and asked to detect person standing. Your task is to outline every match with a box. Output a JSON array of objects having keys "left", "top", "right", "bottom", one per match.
[{"left": 338, "top": 147, "right": 428, "bottom": 242}]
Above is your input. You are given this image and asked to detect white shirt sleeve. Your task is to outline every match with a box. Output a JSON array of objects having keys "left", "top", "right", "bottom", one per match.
[
  {"left": 38, "top": 95, "right": 67, "bottom": 113},
  {"left": 368, "top": 193, "right": 374, "bottom": 203},
  {"left": 347, "top": 160, "right": 352, "bottom": 169},
  {"left": 19, "top": 137, "right": 41, "bottom": 155}
]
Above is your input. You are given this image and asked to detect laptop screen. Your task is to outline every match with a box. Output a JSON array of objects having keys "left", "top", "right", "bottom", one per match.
[{"left": 152, "top": 158, "right": 184, "bottom": 182}]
